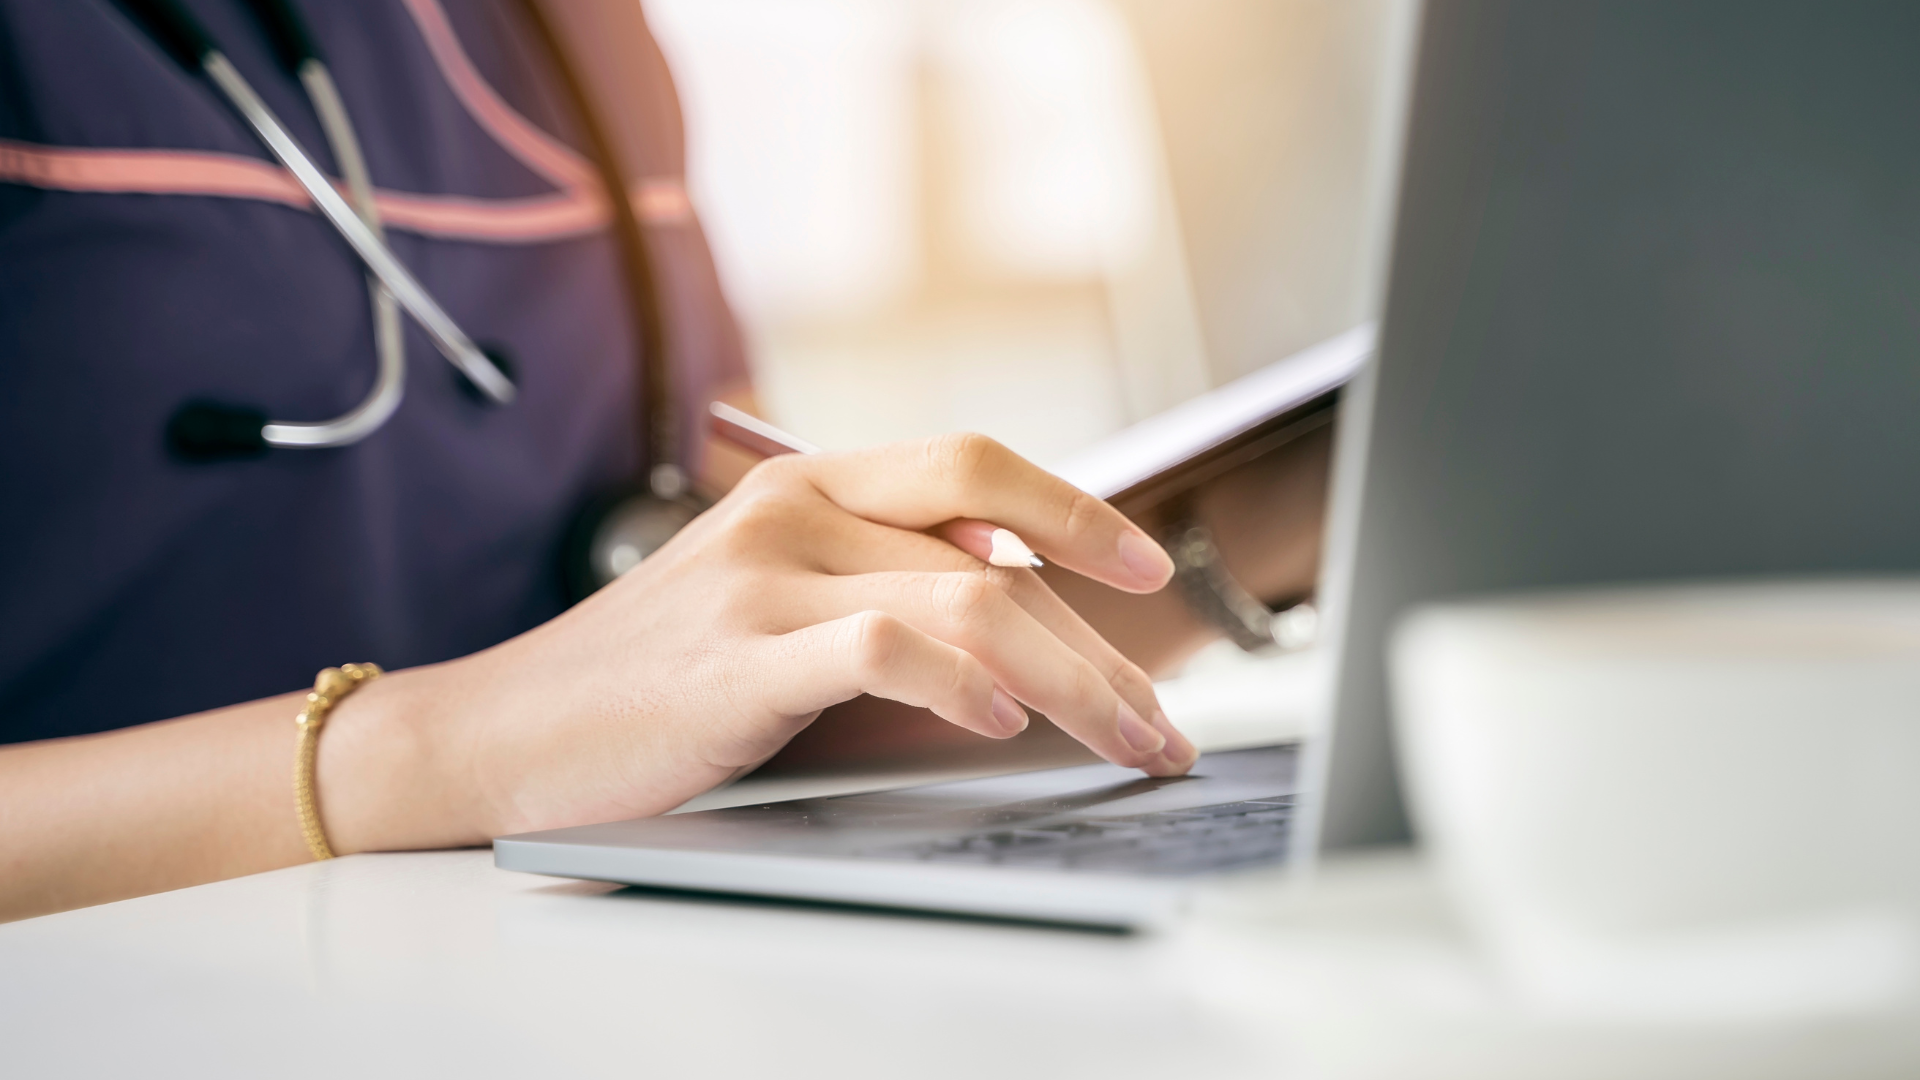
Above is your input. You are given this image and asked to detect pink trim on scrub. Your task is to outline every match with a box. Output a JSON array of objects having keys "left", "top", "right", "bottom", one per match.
[{"left": 0, "top": 0, "right": 696, "bottom": 243}]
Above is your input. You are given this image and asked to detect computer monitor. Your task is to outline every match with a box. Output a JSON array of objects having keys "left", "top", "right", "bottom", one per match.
[{"left": 1312, "top": 0, "right": 1920, "bottom": 850}]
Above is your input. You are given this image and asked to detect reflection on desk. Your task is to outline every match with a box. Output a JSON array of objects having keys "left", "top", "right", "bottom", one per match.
[{"left": 5, "top": 838, "right": 1915, "bottom": 1079}]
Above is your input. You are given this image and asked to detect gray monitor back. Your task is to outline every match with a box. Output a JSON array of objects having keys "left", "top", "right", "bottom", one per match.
[{"left": 1316, "top": 0, "right": 1920, "bottom": 849}]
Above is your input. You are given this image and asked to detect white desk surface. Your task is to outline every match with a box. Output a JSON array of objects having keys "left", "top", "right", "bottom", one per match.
[{"left": 6, "top": 822, "right": 1916, "bottom": 1080}]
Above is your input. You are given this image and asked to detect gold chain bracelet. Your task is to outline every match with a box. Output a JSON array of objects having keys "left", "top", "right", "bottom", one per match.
[{"left": 293, "top": 662, "right": 383, "bottom": 861}]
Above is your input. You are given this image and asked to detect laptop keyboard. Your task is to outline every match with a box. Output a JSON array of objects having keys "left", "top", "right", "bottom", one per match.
[{"left": 863, "top": 796, "right": 1295, "bottom": 876}]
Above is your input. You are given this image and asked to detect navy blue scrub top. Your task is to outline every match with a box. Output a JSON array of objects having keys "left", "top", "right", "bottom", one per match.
[{"left": 0, "top": 1, "right": 736, "bottom": 742}]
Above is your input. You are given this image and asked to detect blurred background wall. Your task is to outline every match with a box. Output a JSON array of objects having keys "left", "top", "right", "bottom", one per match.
[{"left": 645, "top": 0, "right": 1416, "bottom": 469}]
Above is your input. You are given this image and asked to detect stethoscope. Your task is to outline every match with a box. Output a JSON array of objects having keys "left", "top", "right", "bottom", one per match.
[{"left": 116, "top": 0, "right": 699, "bottom": 595}]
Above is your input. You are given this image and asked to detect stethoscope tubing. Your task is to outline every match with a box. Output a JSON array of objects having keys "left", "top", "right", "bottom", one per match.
[
  {"left": 261, "top": 58, "right": 405, "bottom": 448},
  {"left": 107, "top": 0, "right": 704, "bottom": 585},
  {"left": 113, "top": 0, "right": 516, "bottom": 453},
  {"left": 200, "top": 51, "right": 517, "bottom": 407}
]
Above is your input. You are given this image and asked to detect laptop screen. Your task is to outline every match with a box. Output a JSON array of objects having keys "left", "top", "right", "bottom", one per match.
[{"left": 1312, "top": 0, "right": 1920, "bottom": 849}]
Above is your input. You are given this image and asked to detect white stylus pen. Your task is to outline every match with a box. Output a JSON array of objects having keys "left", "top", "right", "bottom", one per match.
[{"left": 707, "top": 402, "right": 1044, "bottom": 569}]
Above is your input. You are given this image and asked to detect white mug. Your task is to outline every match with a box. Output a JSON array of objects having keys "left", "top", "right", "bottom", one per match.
[{"left": 1389, "top": 579, "right": 1920, "bottom": 1020}]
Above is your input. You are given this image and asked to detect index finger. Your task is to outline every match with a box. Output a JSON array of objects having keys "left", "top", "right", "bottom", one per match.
[{"left": 793, "top": 433, "right": 1175, "bottom": 594}]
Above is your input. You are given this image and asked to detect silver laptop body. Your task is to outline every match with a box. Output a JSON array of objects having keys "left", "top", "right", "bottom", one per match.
[{"left": 496, "top": 745, "right": 1297, "bottom": 928}]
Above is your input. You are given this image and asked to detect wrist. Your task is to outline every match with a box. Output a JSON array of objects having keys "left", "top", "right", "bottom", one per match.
[
  {"left": 313, "top": 660, "right": 492, "bottom": 854},
  {"left": 1188, "top": 424, "right": 1333, "bottom": 604}
]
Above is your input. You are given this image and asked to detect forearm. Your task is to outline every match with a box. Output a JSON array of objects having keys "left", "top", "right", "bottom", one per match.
[
  {"left": 0, "top": 664, "right": 470, "bottom": 923},
  {"left": 0, "top": 692, "right": 311, "bottom": 922}
]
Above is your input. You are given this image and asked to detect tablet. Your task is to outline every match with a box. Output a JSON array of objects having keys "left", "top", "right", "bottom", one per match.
[{"left": 1051, "top": 323, "right": 1373, "bottom": 509}]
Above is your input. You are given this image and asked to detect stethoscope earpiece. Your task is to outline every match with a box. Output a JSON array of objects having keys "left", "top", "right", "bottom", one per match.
[
  {"left": 168, "top": 341, "right": 517, "bottom": 463},
  {"left": 455, "top": 344, "right": 518, "bottom": 404},
  {"left": 167, "top": 402, "right": 269, "bottom": 461}
]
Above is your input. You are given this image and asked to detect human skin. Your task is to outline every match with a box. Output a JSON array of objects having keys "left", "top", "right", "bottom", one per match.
[{"left": 0, "top": 434, "right": 1195, "bottom": 922}]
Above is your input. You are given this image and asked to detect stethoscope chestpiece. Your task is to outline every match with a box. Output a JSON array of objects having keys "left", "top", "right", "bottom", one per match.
[{"left": 562, "top": 481, "right": 711, "bottom": 603}]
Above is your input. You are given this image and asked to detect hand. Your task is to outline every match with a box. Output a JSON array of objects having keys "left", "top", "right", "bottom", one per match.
[{"left": 322, "top": 434, "right": 1195, "bottom": 850}]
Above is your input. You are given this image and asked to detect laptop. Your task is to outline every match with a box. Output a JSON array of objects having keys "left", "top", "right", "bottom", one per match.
[{"left": 496, "top": 0, "right": 1920, "bottom": 926}]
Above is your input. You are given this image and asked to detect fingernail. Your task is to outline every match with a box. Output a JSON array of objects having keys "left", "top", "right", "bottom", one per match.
[
  {"left": 941, "top": 519, "right": 998, "bottom": 563},
  {"left": 1116, "top": 700, "right": 1166, "bottom": 754},
  {"left": 1155, "top": 709, "right": 1198, "bottom": 766},
  {"left": 991, "top": 688, "right": 1029, "bottom": 734},
  {"left": 1118, "top": 530, "right": 1173, "bottom": 587}
]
